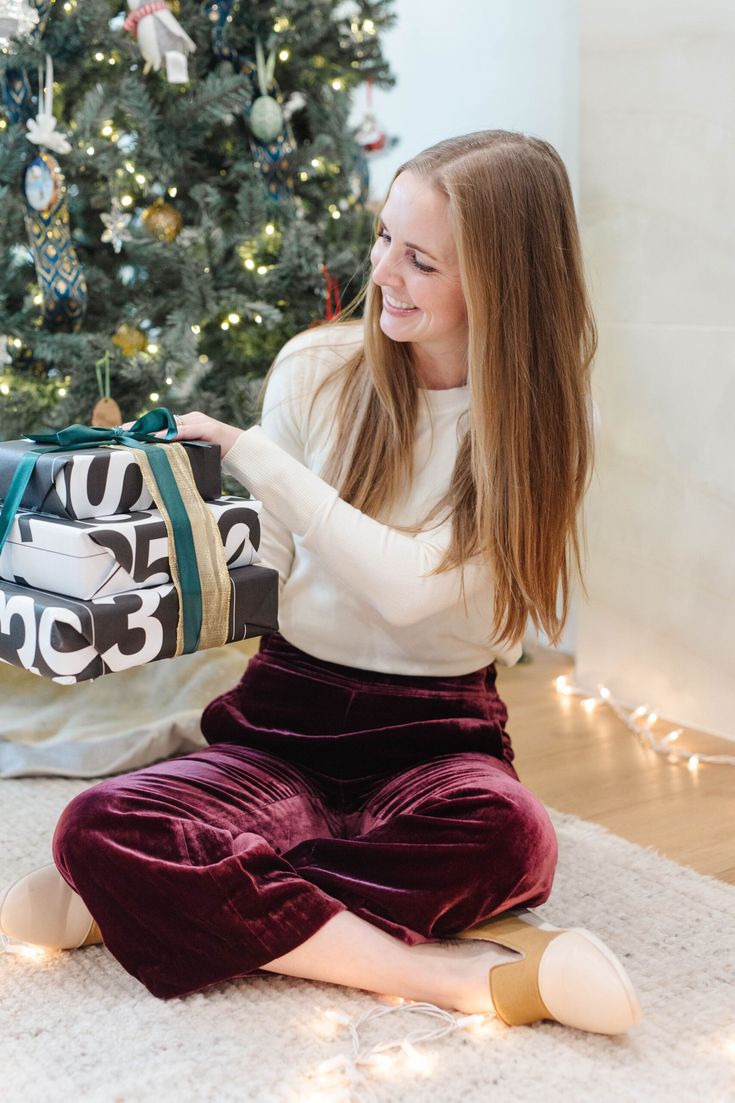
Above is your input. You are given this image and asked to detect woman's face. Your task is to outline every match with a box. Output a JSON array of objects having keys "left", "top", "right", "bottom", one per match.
[{"left": 370, "top": 171, "right": 468, "bottom": 368}]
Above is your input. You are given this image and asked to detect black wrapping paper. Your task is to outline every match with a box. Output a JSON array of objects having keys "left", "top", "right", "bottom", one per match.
[
  {"left": 0, "top": 439, "right": 221, "bottom": 520},
  {"left": 0, "top": 564, "right": 278, "bottom": 683}
]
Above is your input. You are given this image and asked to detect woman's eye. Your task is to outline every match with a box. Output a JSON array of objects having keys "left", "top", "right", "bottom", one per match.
[{"left": 411, "top": 256, "right": 434, "bottom": 273}]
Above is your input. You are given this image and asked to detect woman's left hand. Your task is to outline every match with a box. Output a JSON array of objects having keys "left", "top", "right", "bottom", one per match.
[
  {"left": 168, "top": 411, "right": 242, "bottom": 458},
  {"left": 121, "top": 412, "right": 242, "bottom": 455}
]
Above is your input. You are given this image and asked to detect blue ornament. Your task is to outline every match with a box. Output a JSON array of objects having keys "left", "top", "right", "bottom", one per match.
[{"left": 24, "top": 152, "right": 87, "bottom": 333}]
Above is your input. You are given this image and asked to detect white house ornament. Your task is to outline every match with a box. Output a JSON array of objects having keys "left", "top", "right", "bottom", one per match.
[
  {"left": 100, "top": 198, "right": 133, "bottom": 254},
  {"left": 123, "top": 0, "right": 196, "bottom": 84},
  {"left": 0, "top": 0, "right": 39, "bottom": 47}
]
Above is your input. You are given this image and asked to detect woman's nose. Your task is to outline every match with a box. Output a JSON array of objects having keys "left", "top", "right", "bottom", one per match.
[{"left": 370, "top": 244, "right": 396, "bottom": 285}]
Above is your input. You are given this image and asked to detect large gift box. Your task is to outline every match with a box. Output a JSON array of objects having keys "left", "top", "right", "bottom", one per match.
[
  {"left": 0, "top": 564, "right": 278, "bottom": 684},
  {"left": 0, "top": 496, "right": 262, "bottom": 600},
  {"left": 0, "top": 437, "right": 221, "bottom": 520}
]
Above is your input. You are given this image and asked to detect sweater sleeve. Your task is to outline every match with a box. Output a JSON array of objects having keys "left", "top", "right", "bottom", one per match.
[{"left": 223, "top": 424, "right": 491, "bottom": 629}]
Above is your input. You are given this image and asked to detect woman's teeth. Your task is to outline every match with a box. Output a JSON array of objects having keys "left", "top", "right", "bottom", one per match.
[{"left": 384, "top": 293, "right": 416, "bottom": 310}]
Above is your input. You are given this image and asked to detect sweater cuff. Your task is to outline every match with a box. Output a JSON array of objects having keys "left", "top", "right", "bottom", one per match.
[{"left": 222, "top": 425, "right": 338, "bottom": 536}]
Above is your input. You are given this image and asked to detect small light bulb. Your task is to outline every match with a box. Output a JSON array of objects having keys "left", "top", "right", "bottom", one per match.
[
  {"left": 58, "top": 386, "right": 67, "bottom": 397},
  {"left": 560, "top": 685, "right": 574, "bottom": 696},
  {"left": 101, "top": 125, "right": 113, "bottom": 137},
  {"left": 135, "top": 173, "right": 145, "bottom": 185},
  {"left": 278, "top": 49, "right": 290, "bottom": 61},
  {"left": 264, "top": 224, "right": 275, "bottom": 235},
  {"left": 121, "top": 195, "right": 133, "bottom": 207},
  {"left": 555, "top": 676, "right": 568, "bottom": 692},
  {"left": 86, "top": 145, "right": 95, "bottom": 156},
  {"left": 311, "top": 158, "right": 320, "bottom": 168},
  {"left": 688, "top": 755, "right": 700, "bottom": 772},
  {"left": 257, "top": 265, "right": 268, "bottom": 274},
  {"left": 599, "top": 686, "right": 611, "bottom": 700},
  {"left": 228, "top": 313, "right": 240, "bottom": 324},
  {"left": 254, "top": 314, "right": 262, "bottom": 324},
  {"left": 631, "top": 706, "right": 648, "bottom": 720},
  {"left": 582, "top": 698, "right": 597, "bottom": 713},
  {"left": 331, "top": 79, "right": 343, "bottom": 90},
  {"left": 221, "top": 321, "right": 229, "bottom": 330},
  {"left": 648, "top": 712, "right": 658, "bottom": 725},
  {"left": 198, "top": 354, "right": 209, "bottom": 364},
  {"left": 149, "top": 392, "right": 159, "bottom": 402},
  {"left": 33, "top": 293, "right": 42, "bottom": 305},
  {"left": 664, "top": 730, "right": 681, "bottom": 744},
  {"left": 168, "top": 187, "right": 177, "bottom": 197},
  {"left": 94, "top": 52, "right": 104, "bottom": 61},
  {"left": 165, "top": 376, "right": 172, "bottom": 385},
  {"left": 191, "top": 324, "right": 200, "bottom": 334},
  {"left": 244, "top": 258, "right": 255, "bottom": 270},
  {"left": 0, "top": 383, "right": 10, "bottom": 396},
  {"left": 331, "top": 210, "right": 341, "bottom": 219},
  {"left": 147, "top": 343, "right": 158, "bottom": 354}
]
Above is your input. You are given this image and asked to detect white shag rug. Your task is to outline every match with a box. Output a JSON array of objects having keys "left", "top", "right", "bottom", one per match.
[{"left": 1, "top": 777, "right": 733, "bottom": 1103}]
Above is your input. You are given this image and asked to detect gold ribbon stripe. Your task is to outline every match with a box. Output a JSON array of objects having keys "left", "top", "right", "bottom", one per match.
[{"left": 111, "top": 443, "right": 230, "bottom": 655}]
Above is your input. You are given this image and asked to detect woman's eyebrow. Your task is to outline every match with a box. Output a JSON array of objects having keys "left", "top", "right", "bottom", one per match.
[{"left": 379, "top": 217, "right": 439, "bottom": 263}]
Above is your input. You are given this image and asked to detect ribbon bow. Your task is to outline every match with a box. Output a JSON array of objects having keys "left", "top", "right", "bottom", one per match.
[
  {"left": 26, "top": 406, "right": 179, "bottom": 449},
  {"left": 0, "top": 408, "right": 209, "bottom": 655},
  {"left": 26, "top": 55, "right": 71, "bottom": 155}
]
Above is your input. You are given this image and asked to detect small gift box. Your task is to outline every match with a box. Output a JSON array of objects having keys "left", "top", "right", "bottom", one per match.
[
  {"left": 0, "top": 564, "right": 278, "bottom": 684},
  {"left": 0, "top": 496, "right": 262, "bottom": 601},
  {"left": 0, "top": 436, "right": 221, "bottom": 521}
]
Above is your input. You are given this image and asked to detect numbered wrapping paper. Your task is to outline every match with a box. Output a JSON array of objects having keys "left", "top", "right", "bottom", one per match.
[
  {"left": 0, "top": 496, "right": 262, "bottom": 600},
  {"left": 0, "top": 564, "right": 278, "bottom": 684},
  {"left": 0, "top": 439, "right": 221, "bottom": 521}
]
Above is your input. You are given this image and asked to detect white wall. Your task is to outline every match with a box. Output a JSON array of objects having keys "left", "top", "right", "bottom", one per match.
[
  {"left": 354, "top": 0, "right": 579, "bottom": 201},
  {"left": 575, "top": 2, "right": 735, "bottom": 738},
  {"left": 353, "top": 0, "right": 582, "bottom": 654}
]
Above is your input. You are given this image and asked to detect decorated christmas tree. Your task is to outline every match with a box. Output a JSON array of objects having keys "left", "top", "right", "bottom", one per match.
[{"left": 0, "top": 0, "right": 395, "bottom": 440}]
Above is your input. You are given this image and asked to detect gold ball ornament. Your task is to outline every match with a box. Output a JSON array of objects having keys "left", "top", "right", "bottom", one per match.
[
  {"left": 142, "top": 198, "right": 183, "bottom": 243},
  {"left": 112, "top": 323, "right": 147, "bottom": 356}
]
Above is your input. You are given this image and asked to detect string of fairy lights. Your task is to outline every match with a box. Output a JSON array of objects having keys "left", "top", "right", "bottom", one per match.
[{"left": 554, "top": 674, "right": 735, "bottom": 770}]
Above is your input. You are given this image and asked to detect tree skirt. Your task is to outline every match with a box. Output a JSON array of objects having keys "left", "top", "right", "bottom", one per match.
[{"left": 1, "top": 782, "right": 732, "bottom": 1103}]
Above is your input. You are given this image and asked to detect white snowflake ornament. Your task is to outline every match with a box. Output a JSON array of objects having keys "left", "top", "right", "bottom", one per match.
[{"left": 100, "top": 199, "right": 133, "bottom": 254}]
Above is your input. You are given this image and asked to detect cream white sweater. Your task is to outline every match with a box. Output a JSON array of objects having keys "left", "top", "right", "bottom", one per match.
[{"left": 223, "top": 322, "right": 589, "bottom": 675}]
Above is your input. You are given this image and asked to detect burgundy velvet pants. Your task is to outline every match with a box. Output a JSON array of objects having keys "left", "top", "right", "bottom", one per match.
[{"left": 52, "top": 632, "right": 558, "bottom": 1001}]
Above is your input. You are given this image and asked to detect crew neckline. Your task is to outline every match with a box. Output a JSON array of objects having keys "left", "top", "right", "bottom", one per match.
[{"left": 418, "top": 383, "right": 469, "bottom": 410}]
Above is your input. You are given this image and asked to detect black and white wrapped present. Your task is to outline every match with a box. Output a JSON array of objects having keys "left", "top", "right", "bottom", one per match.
[
  {"left": 0, "top": 437, "right": 221, "bottom": 521},
  {"left": 0, "top": 564, "right": 278, "bottom": 684},
  {"left": 0, "top": 496, "right": 262, "bottom": 600}
]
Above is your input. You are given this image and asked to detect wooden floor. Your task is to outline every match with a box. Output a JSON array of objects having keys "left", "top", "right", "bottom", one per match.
[{"left": 497, "top": 646, "right": 735, "bottom": 887}]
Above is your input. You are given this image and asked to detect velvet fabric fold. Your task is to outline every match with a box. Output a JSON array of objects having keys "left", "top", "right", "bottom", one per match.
[{"left": 52, "top": 632, "right": 558, "bottom": 1000}]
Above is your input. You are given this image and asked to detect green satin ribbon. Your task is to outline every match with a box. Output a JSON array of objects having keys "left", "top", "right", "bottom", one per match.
[{"left": 0, "top": 408, "right": 206, "bottom": 655}]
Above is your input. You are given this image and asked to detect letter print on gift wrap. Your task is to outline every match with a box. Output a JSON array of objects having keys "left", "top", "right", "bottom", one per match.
[
  {"left": 0, "top": 581, "right": 178, "bottom": 682},
  {"left": 0, "top": 500, "right": 262, "bottom": 601},
  {"left": 60, "top": 451, "right": 149, "bottom": 518}
]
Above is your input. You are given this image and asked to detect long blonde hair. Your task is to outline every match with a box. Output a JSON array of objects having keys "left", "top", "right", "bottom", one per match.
[{"left": 263, "top": 130, "right": 598, "bottom": 648}]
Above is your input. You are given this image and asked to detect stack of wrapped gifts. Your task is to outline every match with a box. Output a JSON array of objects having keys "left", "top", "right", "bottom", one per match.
[{"left": 0, "top": 419, "right": 278, "bottom": 684}]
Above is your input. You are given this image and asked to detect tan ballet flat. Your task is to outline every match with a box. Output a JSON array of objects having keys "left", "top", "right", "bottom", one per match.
[
  {"left": 0, "top": 862, "right": 103, "bottom": 950},
  {"left": 456, "top": 910, "right": 643, "bottom": 1035}
]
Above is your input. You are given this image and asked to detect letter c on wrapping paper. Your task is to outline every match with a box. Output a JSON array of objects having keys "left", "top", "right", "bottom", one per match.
[
  {"left": 0, "top": 591, "right": 37, "bottom": 670},
  {"left": 38, "top": 606, "right": 98, "bottom": 677}
]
